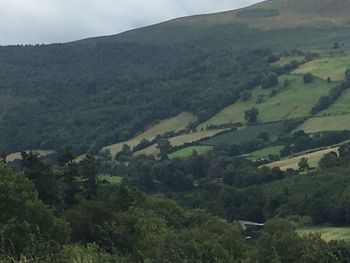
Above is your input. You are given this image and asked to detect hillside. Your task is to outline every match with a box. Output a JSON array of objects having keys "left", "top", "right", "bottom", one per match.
[{"left": 2, "top": 0, "right": 350, "bottom": 156}]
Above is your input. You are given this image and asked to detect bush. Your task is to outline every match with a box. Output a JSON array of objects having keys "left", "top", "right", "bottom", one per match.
[
  {"left": 261, "top": 73, "right": 279, "bottom": 89},
  {"left": 303, "top": 73, "right": 314, "bottom": 84}
]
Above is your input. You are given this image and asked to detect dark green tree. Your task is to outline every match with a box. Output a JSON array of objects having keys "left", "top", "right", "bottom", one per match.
[
  {"left": 244, "top": 108, "right": 259, "bottom": 123},
  {"left": 261, "top": 73, "right": 279, "bottom": 89},
  {"left": 157, "top": 139, "right": 172, "bottom": 160},
  {"left": 0, "top": 164, "right": 70, "bottom": 257},
  {"left": 303, "top": 73, "right": 314, "bottom": 84},
  {"left": 319, "top": 152, "right": 338, "bottom": 169},
  {"left": 298, "top": 157, "right": 310, "bottom": 172},
  {"left": 79, "top": 154, "right": 99, "bottom": 199}
]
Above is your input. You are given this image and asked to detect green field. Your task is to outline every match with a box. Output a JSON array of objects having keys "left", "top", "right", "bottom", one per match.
[
  {"left": 297, "top": 114, "right": 350, "bottom": 133},
  {"left": 198, "top": 75, "right": 335, "bottom": 129},
  {"left": 7, "top": 150, "right": 54, "bottom": 162},
  {"left": 102, "top": 112, "right": 196, "bottom": 156},
  {"left": 321, "top": 88, "right": 350, "bottom": 116},
  {"left": 274, "top": 55, "right": 305, "bottom": 66},
  {"left": 98, "top": 176, "right": 123, "bottom": 184},
  {"left": 135, "top": 129, "right": 226, "bottom": 156},
  {"left": 297, "top": 227, "right": 350, "bottom": 241},
  {"left": 294, "top": 54, "right": 350, "bottom": 81},
  {"left": 249, "top": 145, "right": 284, "bottom": 160},
  {"left": 265, "top": 146, "right": 339, "bottom": 170},
  {"left": 202, "top": 122, "right": 285, "bottom": 146},
  {"left": 168, "top": 146, "right": 213, "bottom": 159}
]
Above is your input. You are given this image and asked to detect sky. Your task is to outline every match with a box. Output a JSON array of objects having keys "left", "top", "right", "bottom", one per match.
[{"left": 0, "top": 0, "right": 263, "bottom": 45}]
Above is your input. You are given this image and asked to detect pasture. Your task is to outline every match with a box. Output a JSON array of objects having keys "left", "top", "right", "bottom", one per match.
[
  {"left": 135, "top": 129, "right": 225, "bottom": 156},
  {"left": 297, "top": 114, "right": 350, "bottom": 133},
  {"left": 297, "top": 227, "right": 350, "bottom": 241},
  {"left": 264, "top": 146, "right": 339, "bottom": 170},
  {"left": 202, "top": 122, "right": 285, "bottom": 146},
  {"left": 102, "top": 112, "right": 196, "bottom": 156},
  {"left": 293, "top": 54, "right": 350, "bottom": 81},
  {"left": 168, "top": 145, "right": 213, "bottom": 159},
  {"left": 98, "top": 175, "right": 123, "bottom": 184},
  {"left": 198, "top": 75, "right": 334, "bottom": 129},
  {"left": 7, "top": 150, "right": 54, "bottom": 162},
  {"left": 321, "top": 89, "right": 350, "bottom": 116},
  {"left": 249, "top": 145, "right": 284, "bottom": 160}
]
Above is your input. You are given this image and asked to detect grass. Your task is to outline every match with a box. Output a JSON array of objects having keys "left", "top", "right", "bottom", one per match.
[
  {"left": 198, "top": 75, "right": 335, "bottom": 129},
  {"left": 293, "top": 54, "right": 350, "bottom": 81},
  {"left": 264, "top": 146, "right": 339, "bottom": 170},
  {"left": 274, "top": 56, "right": 305, "bottom": 66},
  {"left": 202, "top": 122, "right": 285, "bottom": 146},
  {"left": 297, "top": 227, "right": 350, "bottom": 241},
  {"left": 102, "top": 112, "right": 196, "bottom": 156},
  {"left": 135, "top": 129, "right": 226, "bottom": 156},
  {"left": 98, "top": 175, "right": 123, "bottom": 184},
  {"left": 168, "top": 145, "right": 213, "bottom": 159},
  {"left": 297, "top": 114, "right": 350, "bottom": 133},
  {"left": 321, "top": 89, "right": 350, "bottom": 116},
  {"left": 7, "top": 150, "right": 54, "bottom": 162},
  {"left": 249, "top": 145, "right": 284, "bottom": 160}
]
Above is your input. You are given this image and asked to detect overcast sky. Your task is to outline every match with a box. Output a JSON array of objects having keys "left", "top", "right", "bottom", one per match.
[{"left": 0, "top": 0, "right": 263, "bottom": 45}]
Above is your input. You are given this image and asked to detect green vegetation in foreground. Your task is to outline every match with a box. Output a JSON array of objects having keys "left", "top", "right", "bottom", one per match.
[
  {"left": 297, "top": 227, "right": 350, "bottom": 241},
  {"left": 202, "top": 122, "right": 285, "bottom": 146},
  {"left": 168, "top": 145, "right": 213, "bottom": 159},
  {"left": 98, "top": 175, "right": 123, "bottom": 184},
  {"left": 294, "top": 54, "right": 350, "bottom": 81},
  {"left": 249, "top": 145, "right": 284, "bottom": 160},
  {"left": 199, "top": 75, "right": 335, "bottom": 129},
  {"left": 297, "top": 113, "right": 350, "bottom": 133}
]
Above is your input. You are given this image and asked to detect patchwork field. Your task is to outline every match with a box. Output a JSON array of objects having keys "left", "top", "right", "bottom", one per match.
[
  {"left": 293, "top": 54, "right": 350, "bottom": 81},
  {"left": 297, "top": 113, "right": 350, "bottom": 133},
  {"left": 297, "top": 227, "right": 350, "bottom": 241},
  {"left": 249, "top": 145, "right": 284, "bottom": 160},
  {"left": 102, "top": 112, "right": 196, "bottom": 156},
  {"left": 135, "top": 129, "right": 226, "bottom": 156},
  {"left": 168, "top": 145, "right": 213, "bottom": 159},
  {"left": 202, "top": 122, "right": 285, "bottom": 146},
  {"left": 198, "top": 75, "right": 334, "bottom": 129},
  {"left": 265, "top": 146, "right": 339, "bottom": 170}
]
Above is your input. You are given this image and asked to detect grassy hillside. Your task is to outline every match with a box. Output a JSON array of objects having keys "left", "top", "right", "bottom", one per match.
[
  {"left": 265, "top": 146, "right": 339, "bottom": 170},
  {"left": 297, "top": 227, "right": 350, "bottom": 241},
  {"left": 199, "top": 75, "right": 335, "bottom": 129},
  {"left": 103, "top": 112, "right": 195, "bottom": 156},
  {"left": 3, "top": 0, "right": 350, "bottom": 154},
  {"left": 7, "top": 150, "right": 54, "bottom": 162},
  {"left": 297, "top": 114, "right": 350, "bottom": 133},
  {"left": 202, "top": 122, "right": 285, "bottom": 146},
  {"left": 168, "top": 145, "right": 213, "bottom": 159},
  {"left": 294, "top": 54, "right": 350, "bottom": 81},
  {"left": 249, "top": 145, "right": 284, "bottom": 160},
  {"left": 135, "top": 129, "right": 225, "bottom": 156}
]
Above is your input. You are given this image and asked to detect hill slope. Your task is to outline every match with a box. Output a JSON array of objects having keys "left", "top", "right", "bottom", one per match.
[{"left": 2, "top": 0, "right": 350, "bottom": 154}]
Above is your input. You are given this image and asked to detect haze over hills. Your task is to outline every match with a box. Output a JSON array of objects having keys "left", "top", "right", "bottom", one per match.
[{"left": 1, "top": 0, "right": 350, "bottom": 155}]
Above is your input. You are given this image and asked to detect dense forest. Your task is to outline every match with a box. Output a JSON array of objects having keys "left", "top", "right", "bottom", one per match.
[
  {"left": 0, "top": 43, "right": 276, "bottom": 153},
  {"left": 2, "top": 143, "right": 350, "bottom": 262}
]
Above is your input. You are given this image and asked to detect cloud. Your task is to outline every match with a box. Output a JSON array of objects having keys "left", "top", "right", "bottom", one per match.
[{"left": 0, "top": 0, "right": 262, "bottom": 45}]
